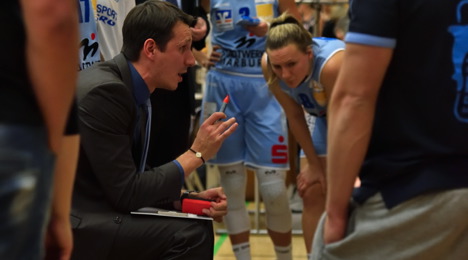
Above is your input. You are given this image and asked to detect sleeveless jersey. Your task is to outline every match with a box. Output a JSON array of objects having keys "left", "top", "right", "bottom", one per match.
[
  {"left": 278, "top": 37, "right": 344, "bottom": 117},
  {"left": 210, "top": 0, "right": 278, "bottom": 74},
  {"left": 79, "top": 0, "right": 101, "bottom": 70}
]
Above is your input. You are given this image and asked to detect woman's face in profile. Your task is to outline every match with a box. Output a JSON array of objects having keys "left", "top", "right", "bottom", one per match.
[{"left": 267, "top": 43, "right": 312, "bottom": 88}]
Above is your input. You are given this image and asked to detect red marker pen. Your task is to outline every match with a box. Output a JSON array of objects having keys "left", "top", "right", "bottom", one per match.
[{"left": 219, "top": 95, "right": 229, "bottom": 113}]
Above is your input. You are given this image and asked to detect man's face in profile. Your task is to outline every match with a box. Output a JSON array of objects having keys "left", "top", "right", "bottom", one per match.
[{"left": 153, "top": 21, "right": 195, "bottom": 91}]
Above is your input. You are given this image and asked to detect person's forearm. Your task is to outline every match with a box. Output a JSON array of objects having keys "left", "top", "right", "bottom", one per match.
[
  {"left": 176, "top": 150, "right": 205, "bottom": 178},
  {"left": 21, "top": 0, "right": 79, "bottom": 153},
  {"left": 326, "top": 93, "right": 374, "bottom": 219},
  {"left": 50, "top": 134, "right": 80, "bottom": 219},
  {"left": 326, "top": 44, "right": 393, "bottom": 220}
]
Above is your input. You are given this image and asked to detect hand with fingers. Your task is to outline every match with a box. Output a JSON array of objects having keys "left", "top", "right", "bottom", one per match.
[
  {"left": 204, "top": 45, "right": 222, "bottom": 69},
  {"left": 245, "top": 19, "right": 269, "bottom": 37},
  {"left": 190, "top": 112, "right": 238, "bottom": 162},
  {"left": 296, "top": 163, "right": 326, "bottom": 197},
  {"left": 197, "top": 187, "right": 228, "bottom": 222},
  {"left": 191, "top": 17, "right": 208, "bottom": 42}
]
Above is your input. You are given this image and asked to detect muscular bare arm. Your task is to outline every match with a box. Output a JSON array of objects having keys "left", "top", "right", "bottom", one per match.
[
  {"left": 325, "top": 43, "right": 392, "bottom": 244},
  {"left": 21, "top": 1, "right": 79, "bottom": 259},
  {"left": 21, "top": 0, "right": 79, "bottom": 154}
]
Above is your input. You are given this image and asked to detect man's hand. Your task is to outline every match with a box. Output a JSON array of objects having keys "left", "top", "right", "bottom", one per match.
[
  {"left": 191, "top": 112, "right": 238, "bottom": 161},
  {"left": 191, "top": 17, "right": 208, "bottom": 42},
  {"left": 197, "top": 187, "right": 227, "bottom": 222},
  {"left": 324, "top": 213, "right": 347, "bottom": 244}
]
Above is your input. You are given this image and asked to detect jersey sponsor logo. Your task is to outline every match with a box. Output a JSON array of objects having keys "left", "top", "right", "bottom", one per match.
[
  {"left": 235, "top": 36, "right": 256, "bottom": 48},
  {"left": 272, "top": 136, "right": 288, "bottom": 164},
  {"left": 78, "top": 0, "right": 100, "bottom": 70},
  {"left": 219, "top": 49, "right": 263, "bottom": 68},
  {"left": 79, "top": 33, "right": 100, "bottom": 71},
  {"left": 96, "top": 4, "right": 118, "bottom": 26},
  {"left": 215, "top": 9, "right": 234, "bottom": 31}
]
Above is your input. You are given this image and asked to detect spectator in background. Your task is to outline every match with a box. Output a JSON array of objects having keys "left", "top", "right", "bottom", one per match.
[
  {"left": 333, "top": 13, "right": 349, "bottom": 41},
  {"left": 312, "top": 0, "right": 468, "bottom": 259},
  {"left": 297, "top": 1, "right": 316, "bottom": 34},
  {"left": 0, "top": 0, "right": 78, "bottom": 259},
  {"left": 320, "top": 2, "right": 347, "bottom": 39}
]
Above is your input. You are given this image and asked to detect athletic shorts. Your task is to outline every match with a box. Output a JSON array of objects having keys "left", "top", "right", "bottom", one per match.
[
  {"left": 201, "top": 69, "right": 289, "bottom": 169},
  {"left": 311, "top": 189, "right": 468, "bottom": 260}
]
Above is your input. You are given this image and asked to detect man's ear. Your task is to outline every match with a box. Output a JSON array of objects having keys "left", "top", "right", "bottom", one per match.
[
  {"left": 306, "top": 45, "right": 313, "bottom": 60},
  {"left": 142, "top": 38, "right": 159, "bottom": 59}
]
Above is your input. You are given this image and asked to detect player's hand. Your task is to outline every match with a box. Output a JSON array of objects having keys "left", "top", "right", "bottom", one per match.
[
  {"left": 191, "top": 17, "right": 208, "bottom": 42},
  {"left": 204, "top": 45, "right": 222, "bottom": 69},
  {"left": 245, "top": 20, "right": 269, "bottom": 37},
  {"left": 297, "top": 163, "right": 326, "bottom": 197}
]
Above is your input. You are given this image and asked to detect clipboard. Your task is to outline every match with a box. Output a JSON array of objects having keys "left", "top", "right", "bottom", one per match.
[{"left": 131, "top": 207, "right": 213, "bottom": 221}]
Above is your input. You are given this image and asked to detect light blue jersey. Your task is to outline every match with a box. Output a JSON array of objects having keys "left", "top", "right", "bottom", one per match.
[
  {"left": 202, "top": 0, "right": 288, "bottom": 169},
  {"left": 278, "top": 37, "right": 344, "bottom": 117},
  {"left": 210, "top": 0, "right": 279, "bottom": 74},
  {"left": 278, "top": 37, "right": 344, "bottom": 155}
]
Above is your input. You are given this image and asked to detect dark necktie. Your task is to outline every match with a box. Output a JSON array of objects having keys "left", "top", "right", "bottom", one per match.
[
  {"left": 166, "top": 0, "right": 179, "bottom": 8},
  {"left": 137, "top": 99, "right": 152, "bottom": 173}
]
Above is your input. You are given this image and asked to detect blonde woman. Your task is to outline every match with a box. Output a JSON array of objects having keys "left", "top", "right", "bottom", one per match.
[{"left": 261, "top": 13, "right": 344, "bottom": 257}]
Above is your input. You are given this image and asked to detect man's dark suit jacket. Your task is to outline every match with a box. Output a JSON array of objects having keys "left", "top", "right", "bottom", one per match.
[{"left": 71, "top": 53, "right": 183, "bottom": 259}]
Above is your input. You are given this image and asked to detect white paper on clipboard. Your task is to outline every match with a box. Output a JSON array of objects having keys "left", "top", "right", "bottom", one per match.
[{"left": 131, "top": 207, "right": 213, "bottom": 221}]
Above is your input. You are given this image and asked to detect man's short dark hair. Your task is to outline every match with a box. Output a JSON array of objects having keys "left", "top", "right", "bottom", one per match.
[{"left": 121, "top": 0, "right": 194, "bottom": 61}]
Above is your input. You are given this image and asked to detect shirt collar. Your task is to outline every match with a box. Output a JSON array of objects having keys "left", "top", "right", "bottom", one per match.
[{"left": 127, "top": 61, "right": 150, "bottom": 106}]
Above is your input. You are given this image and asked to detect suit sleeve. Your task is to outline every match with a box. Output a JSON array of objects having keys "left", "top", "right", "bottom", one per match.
[{"left": 78, "top": 83, "right": 182, "bottom": 212}]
